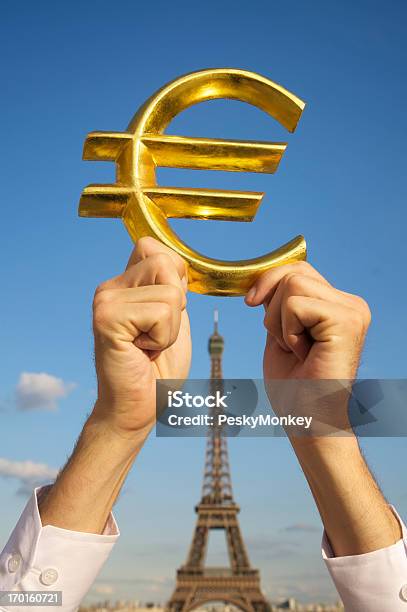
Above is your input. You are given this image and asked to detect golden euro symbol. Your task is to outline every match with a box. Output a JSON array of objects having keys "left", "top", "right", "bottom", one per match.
[{"left": 79, "top": 68, "right": 306, "bottom": 296}]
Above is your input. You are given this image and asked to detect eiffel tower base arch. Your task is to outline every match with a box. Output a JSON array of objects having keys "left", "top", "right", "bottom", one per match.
[{"left": 167, "top": 569, "right": 271, "bottom": 612}]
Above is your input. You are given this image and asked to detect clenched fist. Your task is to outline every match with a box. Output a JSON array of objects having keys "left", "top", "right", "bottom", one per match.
[
  {"left": 91, "top": 237, "right": 192, "bottom": 439},
  {"left": 246, "top": 261, "right": 371, "bottom": 381},
  {"left": 246, "top": 261, "right": 371, "bottom": 434}
]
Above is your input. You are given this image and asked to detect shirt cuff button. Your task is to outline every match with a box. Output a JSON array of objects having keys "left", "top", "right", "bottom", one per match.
[
  {"left": 400, "top": 584, "right": 407, "bottom": 602},
  {"left": 7, "top": 554, "right": 21, "bottom": 573},
  {"left": 40, "top": 568, "right": 59, "bottom": 586}
]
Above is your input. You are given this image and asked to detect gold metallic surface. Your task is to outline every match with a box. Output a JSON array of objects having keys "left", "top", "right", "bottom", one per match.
[{"left": 79, "top": 68, "right": 306, "bottom": 296}]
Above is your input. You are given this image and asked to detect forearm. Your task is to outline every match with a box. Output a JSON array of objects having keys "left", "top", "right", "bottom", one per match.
[
  {"left": 39, "top": 412, "right": 150, "bottom": 534},
  {"left": 291, "top": 435, "right": 402, "bottom": 556}
]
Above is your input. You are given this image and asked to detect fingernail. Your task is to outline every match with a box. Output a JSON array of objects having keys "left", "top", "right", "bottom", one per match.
[{"left": 245, "top": 287, "right": 256, "bottom": 304}]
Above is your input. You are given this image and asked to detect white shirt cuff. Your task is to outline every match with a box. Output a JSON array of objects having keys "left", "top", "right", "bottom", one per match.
[
  {"left": 0, "top": 486, "right": 119, "bottom": 611},
  {"left": 322, "top": 506, "right": 407, "bottom": 611}
]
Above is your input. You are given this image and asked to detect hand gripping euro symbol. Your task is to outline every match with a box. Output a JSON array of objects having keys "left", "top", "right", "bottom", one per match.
[{"left": 79, "top": 69, "right": 307, "bottom": 296}]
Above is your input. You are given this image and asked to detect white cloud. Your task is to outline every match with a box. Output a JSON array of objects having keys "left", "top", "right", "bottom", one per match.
[
  {"left": 0, "top": 457, "right": 58, "bottom": 496},
  {"left": 15, "top": 372, "right": 76, "bottom": 411}
]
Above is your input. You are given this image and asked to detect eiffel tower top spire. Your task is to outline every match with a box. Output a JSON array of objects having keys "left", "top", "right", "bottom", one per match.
[
  {"left": 208, "top": 309, "right": 224, "bottom": 367},
  {"left": 214, "top": 308, "right": 218, "bottom": 332}
]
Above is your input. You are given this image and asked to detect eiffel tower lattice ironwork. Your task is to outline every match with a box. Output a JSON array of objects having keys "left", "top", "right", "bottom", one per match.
[{"left": 167, "top": 311, "right": 270, "bottom": 612}]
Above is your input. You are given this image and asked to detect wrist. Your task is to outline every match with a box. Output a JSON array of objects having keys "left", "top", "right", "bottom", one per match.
[
  {"left": 291, "top": 433, "right": 361, "bottom": 467},
  {"left": 291, "top": 435, "right": 365, "bottom": 491},
  {"left": 290, "top": 435, "right": 364, "bottom": 507},
  {"left": 40, "top": 411, "right": 151, "bottom": 533},
  {"left": 86, "top": 408, "right": 153, "bottom": 456},
  {"left": 289, "top": 435, "right": 402, "bottom": 555}
]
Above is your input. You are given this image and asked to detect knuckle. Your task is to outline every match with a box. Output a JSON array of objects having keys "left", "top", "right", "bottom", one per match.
[
  {"left": 150, "top": 252, "right": 173, "bottom": 270},
  {"left": 294, "top": 260, "right": 313, "bottom": 274},
  {"left": 93, "top": 288, "right": 114, "bottom": 309},
  {"left": 356, "top": 296, "right": 371, "bottom": 325},
  {"left": 347, "top": 307, "right": 366, "bottom": 333},
  {"left": 284, "top": 273, "right": 306, "bottom": 294},
  {"left": 163, "top": 284, "right": 183, "bottom": 306},
  {"left": 285, "top": 294, "right": 301, "bottom": 311},
  {"left": 156, "top": 301, "right": 173, "bottom": 321},
  {"left": 136, "top": 236, "right": 155, "bottom": 256},
  {"left": 94, "top": 281, "right": 110, "bottom": 297},
  {"left": 93, "top": 302, "right": 113, "bottom": 329},
  {"left": 346, "top": 295, "right": 371, "bottom": 330}
]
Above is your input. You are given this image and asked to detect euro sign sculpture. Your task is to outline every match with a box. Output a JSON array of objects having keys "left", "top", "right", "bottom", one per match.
[{"left": 79, "top": 68, "right": 306, "bottom": 295}]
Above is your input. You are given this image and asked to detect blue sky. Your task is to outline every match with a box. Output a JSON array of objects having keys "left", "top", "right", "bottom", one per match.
[{"left": 0, "top": 0, "right": 406, "bottom": 605}]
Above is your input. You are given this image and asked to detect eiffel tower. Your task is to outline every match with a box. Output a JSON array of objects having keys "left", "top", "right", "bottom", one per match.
[{"left": 167, "top": 312, "right": 270, "bottom": 612}]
